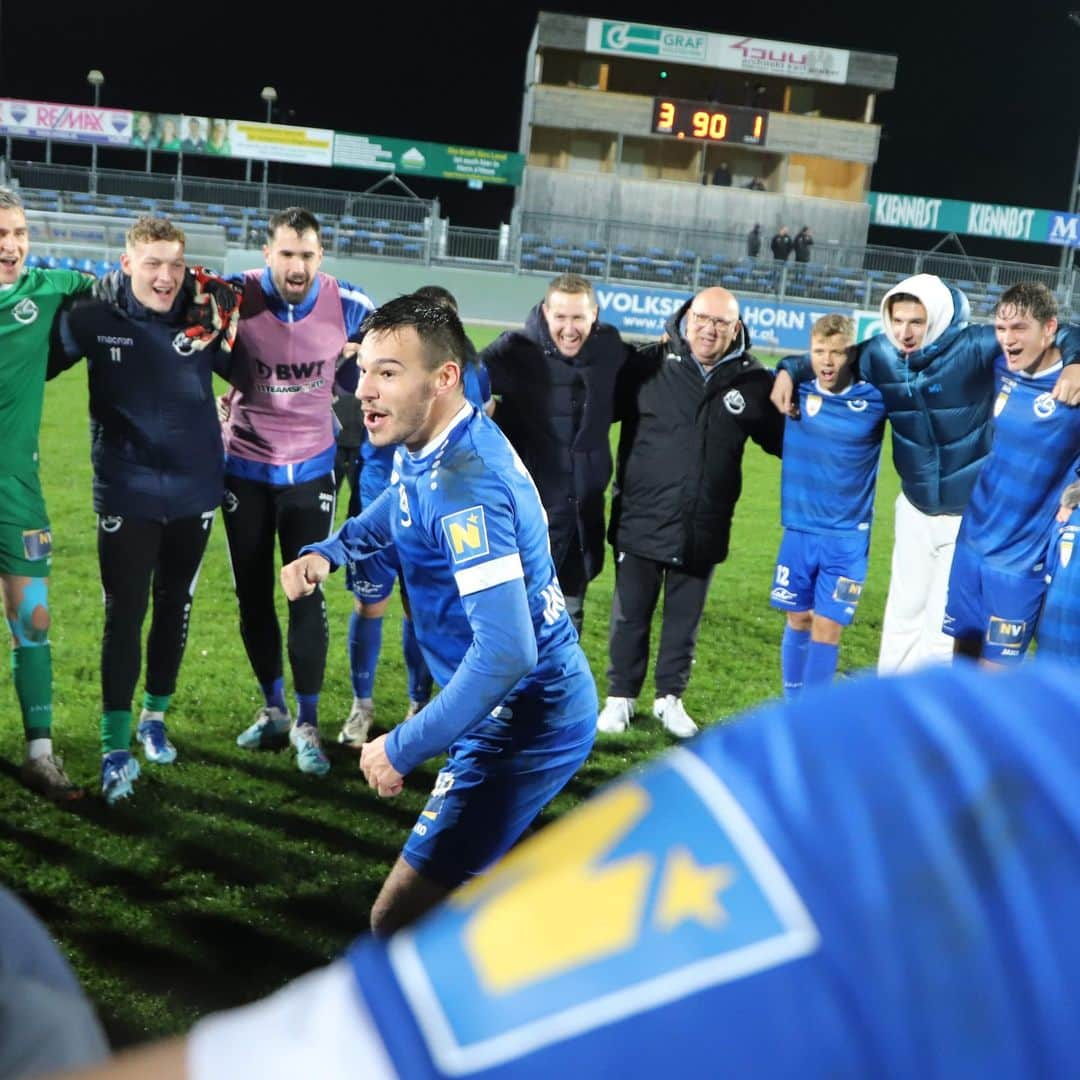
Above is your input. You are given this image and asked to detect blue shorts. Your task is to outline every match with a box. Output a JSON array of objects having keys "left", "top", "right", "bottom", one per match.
[
  {"left": 345, "top": 545, "right": 399, "bottom": 602},
  {"left": 346, "top": 468, "right": 400, "bottom": 601},
  {"left": 769, "top": 528, "right": 868, "bottom": 626},
  {"left": 402, "top": 665, "right": 597, "bottom": 889},
  {"left": 944, "top": 542, "right": 1048, "bottom": 664}
]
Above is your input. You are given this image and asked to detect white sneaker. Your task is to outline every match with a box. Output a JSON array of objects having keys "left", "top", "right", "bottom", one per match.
[
  {"left": 597, "top": 696, "right": 634, "bottom": 734},
  {"left": 337, "top": 700, "right": 374, "bottom": 747},
  {"left": 653, "top": 695, "right": 699, "bottom": 739}
]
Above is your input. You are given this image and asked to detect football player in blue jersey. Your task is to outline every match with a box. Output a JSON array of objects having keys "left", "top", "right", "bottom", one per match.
[
  {"left": 57, "top": 660, "right": 1080, "bottom": 1080},
  {"left": 1034, "top": 480, "right": 1080, "bottom": 662},
  {"left": 337, "top": 286, "right": 495, "bottom": 751},
  {"left": 280, "top": 295, "right": 597, "bottom": 936},
  {"left": 770, "top": 315, "right": 886, "bottom": 696},
  {"left": 944, "top": 283, "right": 1080, "bottom": 666}
]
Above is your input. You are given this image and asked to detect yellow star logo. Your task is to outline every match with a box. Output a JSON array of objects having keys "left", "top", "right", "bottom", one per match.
[{"left": 653, "top": 846, "right": 736, "bottom": 932}]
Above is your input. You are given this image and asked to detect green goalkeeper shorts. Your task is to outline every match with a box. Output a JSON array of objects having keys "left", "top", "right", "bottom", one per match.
[{"left": 0, "top": 475, "right": 52, "bottom": 578}]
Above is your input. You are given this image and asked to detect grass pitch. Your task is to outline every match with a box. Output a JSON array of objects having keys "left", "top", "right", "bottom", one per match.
[{"left": 0, "top": 330, "right": 899, "bottom": 1047}]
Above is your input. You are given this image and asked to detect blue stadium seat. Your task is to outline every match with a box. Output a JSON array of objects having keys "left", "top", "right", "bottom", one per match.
[
  {"left": 587, "top": 259, "right": 606, "bottom": 274},
  {"left": 25, "top": 253, "right": 42, "bottom": 268}
]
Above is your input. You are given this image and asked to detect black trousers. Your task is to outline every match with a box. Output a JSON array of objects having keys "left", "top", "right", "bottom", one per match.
[
  {"left": 98, "top": 511, "right": 213, "bottom": 712},
  {"left": 606, "top": 549, "right": 713, "bottom": 699},
  {"left": 556, "top": 539, "right": 588, "bottom": 636},
  {"left": 222, "top": 473, "right": 335, "bottom": 696}
]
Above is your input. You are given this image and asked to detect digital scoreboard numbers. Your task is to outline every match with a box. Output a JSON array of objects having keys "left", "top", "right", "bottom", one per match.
[{"left": 651, "top": 98, "right": 768, "bottom": 145}]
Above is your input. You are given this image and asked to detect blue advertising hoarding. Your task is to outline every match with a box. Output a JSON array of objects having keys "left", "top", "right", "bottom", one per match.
[{"left": 595, "top": 282, "right": 849, "bottom": 352}]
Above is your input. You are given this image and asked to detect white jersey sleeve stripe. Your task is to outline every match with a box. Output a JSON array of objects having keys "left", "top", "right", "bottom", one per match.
[
  {"left": 454, "top": 553, "right": 524, "bottom": 596},
  {"left": 188, "top": 960, "right": 397, "bottom": 1080}
]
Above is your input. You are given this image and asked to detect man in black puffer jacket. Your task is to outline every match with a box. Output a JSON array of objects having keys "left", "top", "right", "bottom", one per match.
[
  {"left": 481, "top": 274, "right": 629, "bottom": 634},
  {"left": 49, "top": 216, "right": 237, "bottom": 804},
  {"left": 599, "top": 287, "right": 784, "bottom": 739}
]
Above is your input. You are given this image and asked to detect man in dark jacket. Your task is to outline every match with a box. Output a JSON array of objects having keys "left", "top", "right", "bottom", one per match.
[
  {"left": 481, "top": 274, "right": 628, "bottom": 634},
  {"left": 771, "top": 227, "right": 793, "bottom": 261},
  {"left": 746, "top": 224, "right": 762, "bottom": 258},
  {"left": 793, "top": 226, "right": 814, "bottom": 263},
  {"left": 599, "top": 287, "right": 784, "bottom": 738},
  {"left": 50, "top": 217, "right": 237, "bottom": 804}
]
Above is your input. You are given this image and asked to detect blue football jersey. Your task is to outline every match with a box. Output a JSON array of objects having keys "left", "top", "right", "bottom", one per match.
[
  {"left": 1037, "top": 508, "right": 1080, "bottom": 661},
  {"left": 781, "top": 378, "right": 886, "bottom": 534},
  {"left": 329, "top": 660, "right": 1080, "bottom": 1078},
  {"left": 387, "top": 406, "right": 577, "bottom": 697},
  {"left": 959, "top": 358, "right": 1080, "bottom": 573}
]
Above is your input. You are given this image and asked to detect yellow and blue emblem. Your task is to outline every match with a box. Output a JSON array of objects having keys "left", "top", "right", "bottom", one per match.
[
  {"left": 388, "top": 749, "right": 819, "bottom": 1074},
  {"left": 441, "top": 505, "right": 490, "bottom": 565}
]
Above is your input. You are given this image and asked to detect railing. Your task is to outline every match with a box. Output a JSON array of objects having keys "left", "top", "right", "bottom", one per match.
[
  {"left": 8, "top": 162, "right": 1079, "bottom": 317},
  {"left": 8, "top": 161, "right": 438, "bottom": 228}
]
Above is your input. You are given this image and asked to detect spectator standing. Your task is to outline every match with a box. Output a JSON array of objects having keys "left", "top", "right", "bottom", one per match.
[
  {"left": 747, "top": 223, "right": 762, "bottom": 258},
  {"left": 711, "top": 161, "right": 732, "bottom": 187},
  {"left": 794, "top": 226, "right": 814, "bottom": 263},
  {"left": 771, "top": 226, "right": 793, "bottom": 261}
]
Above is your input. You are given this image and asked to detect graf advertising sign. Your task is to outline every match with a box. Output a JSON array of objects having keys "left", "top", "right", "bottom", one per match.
[
  {"left": 585, "top": 20, "right": 850, "bottom": 85},
  {"left": 334, "top": 133, "right": 524, "bottom": 185},
  {"left": 0, "top": 99, "right": 132, "bottom": 144}
]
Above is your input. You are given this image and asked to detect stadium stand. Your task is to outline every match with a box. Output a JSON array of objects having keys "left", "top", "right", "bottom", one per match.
[{"left": 7, "top": 161, "right": 1076, "bottom": 315}]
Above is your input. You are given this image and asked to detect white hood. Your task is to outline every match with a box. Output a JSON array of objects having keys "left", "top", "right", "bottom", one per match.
[{"left": 879, "top": 273, "right": 955, "bottom": 353}]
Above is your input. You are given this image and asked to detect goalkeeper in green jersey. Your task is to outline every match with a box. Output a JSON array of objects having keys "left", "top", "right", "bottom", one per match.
[{"left": 0, "top": 187, "right": 92, "bottom": 799}]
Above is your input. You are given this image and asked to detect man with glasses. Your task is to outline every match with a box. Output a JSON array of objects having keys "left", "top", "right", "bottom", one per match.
[{"left": 598, "top": 287, "right": 783, "bottom": 738}]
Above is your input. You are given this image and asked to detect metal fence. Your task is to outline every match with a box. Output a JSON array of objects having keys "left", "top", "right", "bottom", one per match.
[
  {"left": 8, "top": 161, "right": 437, "bottom": 228},
  {"left": 7, "top": 161, "right": 1079, "bottom": 315}
]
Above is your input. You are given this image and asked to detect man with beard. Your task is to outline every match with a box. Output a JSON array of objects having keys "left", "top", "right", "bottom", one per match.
[
  {"left": 222, "top": 207, "right": 374, "bottom": 776},
  {"left": 480, "top": 274, "right": 628, "bottom": 635},
  {"left": 598, "top": 287, "right": 784, "bottom": 738}
]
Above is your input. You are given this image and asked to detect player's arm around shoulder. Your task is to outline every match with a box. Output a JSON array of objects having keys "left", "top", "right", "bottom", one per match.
[
  {"left": 1052, "top": 321, "right": 1080, "bottom": 404},
  {"left": 45, "top": 296, "right": 93, "bottom": 380}
]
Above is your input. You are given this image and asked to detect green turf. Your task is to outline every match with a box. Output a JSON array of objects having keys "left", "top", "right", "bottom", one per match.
[{"left": 0, "top": 328, "right": 899, "bottom": 1047}]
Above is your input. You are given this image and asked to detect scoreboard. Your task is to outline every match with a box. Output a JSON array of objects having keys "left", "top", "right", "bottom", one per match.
[{"left": 651, "top": 98, "right": 768, "bottom": 146}]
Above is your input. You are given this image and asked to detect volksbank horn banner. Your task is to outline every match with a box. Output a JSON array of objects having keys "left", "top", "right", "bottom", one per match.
[
  {"left": 868, "top": 191, "right": 1080, "bottom": 249},
  {"left": 595, "top": 282, "right": 850, "bottom": 350},
  {"left": 0, "top": 97, "right": 524, "bottom": 186}
]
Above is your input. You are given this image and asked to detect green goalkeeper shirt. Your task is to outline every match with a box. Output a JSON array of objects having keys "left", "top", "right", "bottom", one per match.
[{"left": 0, "top": 268, "right": 92, "bottom": 492}]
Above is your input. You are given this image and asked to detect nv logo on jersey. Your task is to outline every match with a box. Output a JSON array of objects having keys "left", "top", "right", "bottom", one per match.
[
  {"left": 987, "top": 616, "right": 1026, "bottom": 646},
  {"left": 442, "top": 506, "right": 490, "bottom": 564},
  {"left": 805, "top": 393, "right": 822, "bottom": 418},
  {"left": 387, "top": 749, "right": 819, "bottom": 1074}
]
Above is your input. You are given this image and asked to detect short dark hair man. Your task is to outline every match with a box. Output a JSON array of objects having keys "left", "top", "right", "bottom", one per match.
[
  {"left": 480, "top": 273, "right": 628, "bottom": 634},
  {"left": 282, "top": 295, "right": 596, "bottom": 936},
  {"left": 599, "top": 286, "right": 784, "bottom": 738}
]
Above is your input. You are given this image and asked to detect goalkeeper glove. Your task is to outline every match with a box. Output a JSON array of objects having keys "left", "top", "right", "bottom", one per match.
[{"left": 183, "top": 267, "right": 243, "bottom": 352}]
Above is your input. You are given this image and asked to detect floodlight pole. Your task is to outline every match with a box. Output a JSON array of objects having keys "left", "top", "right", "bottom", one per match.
[
  {"left": 260, "top": 86, "right": 277, "bottom": 210},
  {"left": 87, "top": 69, "right": 104, "bottom": 195},
  {"left": 1058, "top": 14, "right": 1080, "bottom": 284}
]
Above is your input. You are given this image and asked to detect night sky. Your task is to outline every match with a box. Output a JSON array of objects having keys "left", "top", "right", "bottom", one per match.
[{"left": 2, "top": 1, "right": 1077, "bottom": 263}]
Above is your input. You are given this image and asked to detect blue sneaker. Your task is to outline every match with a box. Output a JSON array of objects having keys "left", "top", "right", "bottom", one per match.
[
  {"left": 236, "top": 706, "right": 291, "bottom": 750},
  {"left": 101, "top": 751, "right": 141, "bottom": 805},
  {"left": 289, "top": 723, "right": 330, "bottom": 776},
  {"left": 136, "top": 718, "right": 177, "bottom": 764}
]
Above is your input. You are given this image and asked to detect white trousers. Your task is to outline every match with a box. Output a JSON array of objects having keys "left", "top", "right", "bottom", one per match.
[{"left": 877, "top": 491, "right": 962, "bottom": 674}]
